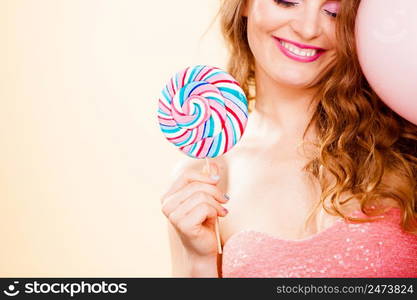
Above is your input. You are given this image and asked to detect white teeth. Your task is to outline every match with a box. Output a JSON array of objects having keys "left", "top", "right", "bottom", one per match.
[{"left": 280, "top": 40, "right": 317, "bottom": 57}]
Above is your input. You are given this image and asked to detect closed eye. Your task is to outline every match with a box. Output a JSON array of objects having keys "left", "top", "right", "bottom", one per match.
[
  {"left": 274, "top": 0, "right": 298, "bottom": 7},
  {"left": 325, "top": 10, "right": 337, "bottom": 18},
  {"left": 274, "top": 0, "right": 338, "bottom": 18}
]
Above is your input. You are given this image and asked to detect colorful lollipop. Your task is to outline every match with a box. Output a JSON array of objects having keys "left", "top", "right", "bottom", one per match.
[
  {"left": 157, "top": 65, "right": 249, "bottom": 254},
  {"left": 158, "top": 65, "right": 248, "bottom": 159}
]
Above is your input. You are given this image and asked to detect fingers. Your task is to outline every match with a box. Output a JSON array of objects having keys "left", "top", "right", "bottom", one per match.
[
  {"left": 167, "top": 192, "right": 228, "bottom": 225},
  {"left": 176, "top": 202, "right": 220, "bottom": 238},
  {"left": 160, "top": 160, "right": 227, "bottom": 241},
  {"left": 161, "top": 181, "right": 228, "bottom": 216}
]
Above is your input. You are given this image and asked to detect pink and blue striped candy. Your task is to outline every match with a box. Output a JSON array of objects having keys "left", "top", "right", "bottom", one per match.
[{"left": 157, "top": 65, "right": 248, "bottom": 159}]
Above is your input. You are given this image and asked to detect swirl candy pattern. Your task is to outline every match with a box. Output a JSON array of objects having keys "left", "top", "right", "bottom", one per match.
[{"left": 158, "top": 65, "right": 248, "bottom": 158}]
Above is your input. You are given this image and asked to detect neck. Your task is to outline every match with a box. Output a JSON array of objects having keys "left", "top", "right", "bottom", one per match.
[{"left": 247, "top": 65, "right": 319, "bottom": 145}]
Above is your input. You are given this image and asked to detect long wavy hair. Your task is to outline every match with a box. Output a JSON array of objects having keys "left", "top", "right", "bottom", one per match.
[{"left": 218, "top": 0, "right": 417, "bottom": 233}]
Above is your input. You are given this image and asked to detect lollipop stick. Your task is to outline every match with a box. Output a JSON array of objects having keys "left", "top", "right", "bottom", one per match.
[{"left": 205, "top": 157, "right": 222, "bottom": 254}]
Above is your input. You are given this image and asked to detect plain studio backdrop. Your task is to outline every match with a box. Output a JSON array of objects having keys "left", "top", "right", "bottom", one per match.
[{"left": 0, "top": 0, "right": 226, "bottom": 276}]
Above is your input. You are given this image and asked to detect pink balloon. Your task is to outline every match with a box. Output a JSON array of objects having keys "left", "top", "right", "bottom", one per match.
[{"left": 356, "top": 0, "right": 417, "bottom": 125}]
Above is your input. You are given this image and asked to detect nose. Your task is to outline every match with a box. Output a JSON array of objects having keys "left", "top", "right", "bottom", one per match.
[{"left": 290, "top": 6, "right": 323, "bottom": 41}]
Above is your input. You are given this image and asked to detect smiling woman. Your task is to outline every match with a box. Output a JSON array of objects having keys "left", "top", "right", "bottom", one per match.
[
  {"left": 162, "top": 0, "right": 417, "bottom": 278},
  {"left": 241, "top": 0, "right": 340, "bottom": 89}
]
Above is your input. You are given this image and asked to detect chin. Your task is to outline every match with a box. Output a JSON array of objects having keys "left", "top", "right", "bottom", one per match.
[{"left": 274, "top": 73, "right": 313, "bottom": 88}]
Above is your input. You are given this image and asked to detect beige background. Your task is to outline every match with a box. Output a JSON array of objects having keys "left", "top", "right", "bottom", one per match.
[{"left": 0, "top": 0, "right": 226, "bottom": 277}]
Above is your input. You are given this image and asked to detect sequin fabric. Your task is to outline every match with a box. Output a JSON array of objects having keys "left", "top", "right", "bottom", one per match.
[{"left": 222, "top": 208, "right": 417, "bottom": 277}]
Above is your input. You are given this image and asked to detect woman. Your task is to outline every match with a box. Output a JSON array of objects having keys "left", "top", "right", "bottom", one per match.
[{"left": 160, "top": 0, "right": 417, "bottom": 277}]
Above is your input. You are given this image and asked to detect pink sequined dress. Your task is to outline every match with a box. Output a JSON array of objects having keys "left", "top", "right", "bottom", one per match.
[{"left": 222, "top": 207, "right": 417, "bottom": 277}]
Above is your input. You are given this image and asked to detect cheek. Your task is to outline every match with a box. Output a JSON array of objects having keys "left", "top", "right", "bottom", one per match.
[
  {"left": 249, "top": 0, "right": 282, "bottom": 34},
  {"left": 321, "top": 20, "right": 337, "bottom": 48}
]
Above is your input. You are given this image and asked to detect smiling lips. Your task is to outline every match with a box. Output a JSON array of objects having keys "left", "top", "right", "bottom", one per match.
[{"left": 273, "top": 36, "right": 326, "bottom": 63}]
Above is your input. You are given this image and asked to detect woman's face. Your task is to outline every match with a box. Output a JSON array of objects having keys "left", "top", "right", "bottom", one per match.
[{"left": 244, "top": 0, "right": 340, "bottom": 88}]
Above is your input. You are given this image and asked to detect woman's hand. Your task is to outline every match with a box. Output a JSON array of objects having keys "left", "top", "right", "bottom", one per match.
[{"left": 161, "top": 161, "right": 229, "bottom": 260}]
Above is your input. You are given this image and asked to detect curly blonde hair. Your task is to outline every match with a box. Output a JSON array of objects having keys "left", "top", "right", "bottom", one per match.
[{"left": 219, "top": 0, "right": 417, "bottom": 233}]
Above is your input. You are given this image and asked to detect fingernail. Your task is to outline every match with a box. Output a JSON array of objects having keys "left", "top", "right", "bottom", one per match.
[
  {"left": 211, "top": 175, "right": 220, "bottom": 181},
  {"left": 223, "top": 208, "right": 229, "bottom": 214},
  {"left": 224, "top": 193, "right": 230, "bottom": 201}
]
